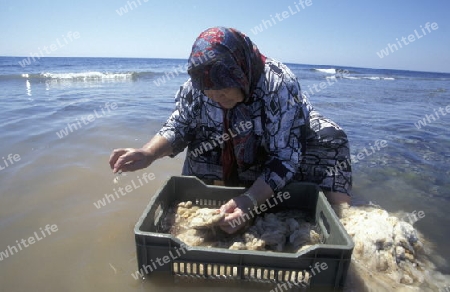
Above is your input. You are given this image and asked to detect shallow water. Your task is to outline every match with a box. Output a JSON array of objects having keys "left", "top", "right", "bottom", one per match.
[{"left": 0, "top": 57, "right": 449, "bottom": 291}]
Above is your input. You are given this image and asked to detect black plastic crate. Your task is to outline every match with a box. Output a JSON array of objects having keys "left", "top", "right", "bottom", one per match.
[{"left": 134, "top": 176, "right": 354, "bottom": 289}]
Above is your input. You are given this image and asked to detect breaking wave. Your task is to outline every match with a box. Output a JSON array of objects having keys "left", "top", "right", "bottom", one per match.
[{"left": 0, "top": 71, "right": 162, "bottom": 82}]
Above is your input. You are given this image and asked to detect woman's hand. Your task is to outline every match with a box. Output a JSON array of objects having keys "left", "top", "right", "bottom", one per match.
[
  {"left": 218, "top": 195, "right": 254, "bottom": 234},
  {"left": 109, "top": 135, "right": 173, "bottom": 173},
  {"left": 109, "top": 148, "right": 154, "bottom": 173}
]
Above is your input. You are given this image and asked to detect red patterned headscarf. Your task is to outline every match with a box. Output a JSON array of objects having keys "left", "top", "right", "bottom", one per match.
[{"left": 188, "top": 27, "right": 266, "bottom": 102}]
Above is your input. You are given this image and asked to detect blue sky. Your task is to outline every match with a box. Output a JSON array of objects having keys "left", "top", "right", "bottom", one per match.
[{"left": 1, "top": 0, "right": 449, "bottom": 72}]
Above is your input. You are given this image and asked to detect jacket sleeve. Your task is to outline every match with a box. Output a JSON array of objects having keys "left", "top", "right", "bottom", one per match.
[
  {"left": 158, "top": 80, "right": 199, "bottom": 157},
  {"left": 259, "top": 64, "right": 309, "bottom": 191}
]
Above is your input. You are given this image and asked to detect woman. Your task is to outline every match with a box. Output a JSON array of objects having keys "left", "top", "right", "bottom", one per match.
[{"left": 109, "top": 27, "right": 352, "bottom": 234}]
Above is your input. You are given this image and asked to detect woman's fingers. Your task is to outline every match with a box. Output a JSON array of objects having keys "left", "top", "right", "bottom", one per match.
[
  {"left": 219, "top": 199, "right": 237, "bottom": 214},
  {"left": 219, "top": 215, "right": 241, "bottom": 234},
  {"left": 109, "top": 148, "right": 145, "bottom": 173},
  {"left": 218, "top": 195, "right": 256, "bottom": 234},
  {"left": 109, "top": 148, "right": 129, "bottom": 171},
  {"left": 117, "top": 155, "right": 148, "bottom": 172}
]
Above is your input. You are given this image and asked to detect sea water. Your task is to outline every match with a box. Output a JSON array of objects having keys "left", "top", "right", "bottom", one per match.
[{"left": 0, "top": 56, "right": 449, "bottom": 291}]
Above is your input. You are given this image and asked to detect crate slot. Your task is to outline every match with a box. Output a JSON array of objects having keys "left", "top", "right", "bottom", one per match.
[{"left": 153, "top": 204, "right": 163, "bottom": 229}]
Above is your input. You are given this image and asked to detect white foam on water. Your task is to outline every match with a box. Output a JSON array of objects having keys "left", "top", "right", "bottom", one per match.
[
  {"left": 41, "top": 71, "right": 133, "bottom": 80},
  {"left": 316, "top": 68, "right": 336, "bottom": 74},
  {"left": 341, "top": 76, "right": 396, "bottom": 81}
]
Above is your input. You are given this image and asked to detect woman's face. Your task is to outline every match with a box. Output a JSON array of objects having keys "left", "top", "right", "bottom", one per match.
[{"left": 204, "top": 88, "right": 244, "bottom": 109}]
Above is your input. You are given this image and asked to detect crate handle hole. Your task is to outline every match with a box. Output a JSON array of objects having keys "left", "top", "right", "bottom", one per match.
[
  {"left": 154, "top": 204, "right": 163, "bottom": 227},
  {"left": 320, "top": 211, "right": 331, "bottom": 237}
]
